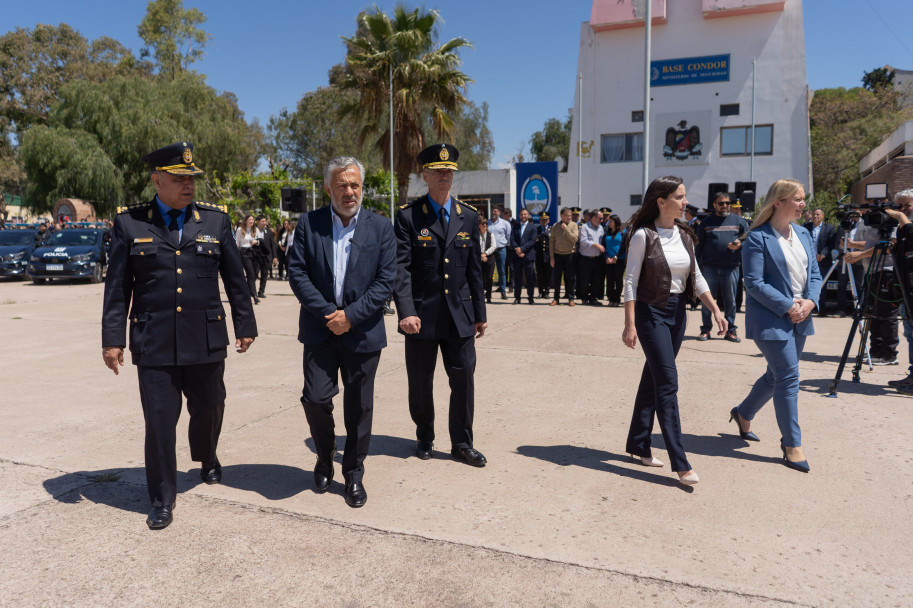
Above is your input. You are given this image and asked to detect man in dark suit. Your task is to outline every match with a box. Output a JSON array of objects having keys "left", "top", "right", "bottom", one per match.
[
  {"left": 393, "top": 143, "right": 488, "bottom": 467},
  {"left": 803, "top": 207, "right": 839, "bottom": 316},
  {"left": 102, "top": 142, "right": 257, "bottom": 530},
  {"left": 256, "top": 215, "right": 277, "bottom": 298},
  {"left": 510, "top": 207, "right": 537, "bottom": 304},
  {"left": 288, "top": 156, "right": 396, "bottom": 508}
]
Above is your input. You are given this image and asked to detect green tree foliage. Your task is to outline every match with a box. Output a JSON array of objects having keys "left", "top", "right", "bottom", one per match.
[
  {"left": 338, "top": 5, "right": 472, "bottom": 203},
  {"left": 268, "top": 86, "right": 382, "bottom": 179},
  {"left": 810, "top": 86, "right": 912, "bottom": 203},
  {"left": 137, "top": 0, "right": 211, "bottom": 79},
  {"left": 530, "top": 114, "right": 571, "bottom": 165},
  {"left": 20, "top": 74, "right": 261, "bottom": 215},
  {"left": 862, "top": 67, "right": 895, "bottom": 92},
  {"left": 0, "top": 23, "right": 147, "bottom": 194},
  {"left": 449, "top": 100, "right": 494, "bottom": 171}
]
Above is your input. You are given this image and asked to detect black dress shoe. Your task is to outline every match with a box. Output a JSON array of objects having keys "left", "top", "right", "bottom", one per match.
[
  {"left": 201, "top": 462, "right": 222, "bottom": 485},
  {"left": 314, "top": 448, "right": 336, "bottom": 492},
  {"left": 415, "top": 440, "right": 434, "bottom": 460},
  {"left": 512, "top": 299, "right": 520, "bottom": 305},
  {"left": 146, "top": 503, "right": 174, "bottom": 530},
  {"left": 451, "top": 446, "right": 487, "bottom": 467},
  {"left": 258, "top": 292, "right": 266, "bottom": 298},
  {"left": 383, "top": 302, "right": 395, "bottom": 315},
  {"left": 528, "top": 297, "right": 534, "bottom": 305},
  {"left": 344, "top": 478, "right": 367, "bottom": 508}
]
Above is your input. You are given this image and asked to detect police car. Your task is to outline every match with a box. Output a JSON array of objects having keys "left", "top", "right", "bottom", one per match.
[
  {"left": 0, "top": 228, "right": 40, "bottom": 279},
  {"left": 27, "top": 228, "right": 110, "bottom": 284}
]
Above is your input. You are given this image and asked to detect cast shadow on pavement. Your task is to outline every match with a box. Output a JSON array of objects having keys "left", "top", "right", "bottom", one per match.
[
  {"left": 42, "top": 468, "right": 150, "bottom": 515},
  {"left": 514, "top": 445, "right": 693, "bottom": 492},
  {"left": 798, "top": 376, "right": 893, "bottom": 396}
]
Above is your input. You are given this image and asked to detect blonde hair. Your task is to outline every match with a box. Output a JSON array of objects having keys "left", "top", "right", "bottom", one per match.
[{"left": 749, "top": 178, "right": 805, "bottom": 231}]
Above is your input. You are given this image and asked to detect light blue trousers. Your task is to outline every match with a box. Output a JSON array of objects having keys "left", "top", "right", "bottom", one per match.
[{"left": 736, "top": 332, "right": 807, "bottom": 447}]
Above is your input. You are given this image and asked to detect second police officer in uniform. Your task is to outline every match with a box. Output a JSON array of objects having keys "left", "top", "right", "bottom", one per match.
[
  {"left": 393, "top": 143, "right": 489, "bottom": 467},
  {"left": 102, "top": 142, "right": 257, "bottom": 530}
]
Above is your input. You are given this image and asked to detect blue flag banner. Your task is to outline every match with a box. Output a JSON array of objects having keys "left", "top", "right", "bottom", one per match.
[
  {"left": 650, "top": 54, "right": 730, "bottom": 87},
  {"left": 516, "top": 161, "right": 558, "bottom": 225}
]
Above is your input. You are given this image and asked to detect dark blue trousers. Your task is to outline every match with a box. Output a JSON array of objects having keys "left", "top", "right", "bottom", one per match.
[{"left": 625, "top": 295, "right": 692, "bottom": 472}]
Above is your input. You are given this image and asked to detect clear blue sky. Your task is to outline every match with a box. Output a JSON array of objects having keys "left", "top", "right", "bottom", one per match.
[{"left": 6, "top": 0, "right": 913, "bottom": 168}]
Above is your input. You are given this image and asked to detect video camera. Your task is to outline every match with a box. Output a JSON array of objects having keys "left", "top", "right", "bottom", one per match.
[
  {"left": 834, "top": 203, "right": 860, "bottom": 232},
  {"left": 860, "top": 183, "right": 900, "bottom": 234}
]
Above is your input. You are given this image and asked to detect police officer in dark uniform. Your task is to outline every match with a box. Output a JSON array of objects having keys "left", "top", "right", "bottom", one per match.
[
  {"left": 534, "top": 211, "right": 551, "bottom": 299},
  {"left": 393, "top": 143, "right": 488, "bottom": 467},
  {"left": 102, "top": 142, "right": 257, "bottom": 530}
]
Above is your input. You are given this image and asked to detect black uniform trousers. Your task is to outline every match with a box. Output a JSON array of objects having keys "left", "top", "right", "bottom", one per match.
[
  {"left": 405, "top": 327, "right": 476, "bottom": 449},
  {"left": 625, "top": 295, "right": 692, "bottom": 473},
  {"left": 551, "top": 253, "right": 576, "bottom": 300},
  {"left": 257, "top": 253, "right": 270, "bottom": 295},
  {"left": 300, "top": 337, "right": 380, "bottom": 483},
  {"left": 513, "top": 257, "right": 536, "bottom": 299},
  {"left": 605, "top": 259, "right": 625, "bottom": 304},
  {"left": 240, "top": 248, "right": 258, "bottom": 298},
  {"left": 535, "top": 259, "right": 551, "bottom": 297},
  {"left": 137, "top": 361, "right": 225, "bottom": 508},
  {"left": 577, "top": 254, "right": 603, "bottom": 302}
]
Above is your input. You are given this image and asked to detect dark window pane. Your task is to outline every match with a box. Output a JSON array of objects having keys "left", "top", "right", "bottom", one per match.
[{"left": 720, "top": 103, "right": 740, "bottom": 116}]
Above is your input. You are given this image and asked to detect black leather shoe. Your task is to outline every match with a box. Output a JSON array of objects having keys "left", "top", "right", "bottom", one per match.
[
  {"left": 451, "top": 446, "right": 487, "bottom": 467},
  {"left": 512, "top": 299, "right": 520, "bottom": 305},
  {"left": 383, "top": 302, "right": 395, "bottom": 315},
  {"left": 258, "top": 292, "right": 266, "bottom": 298},
  {"left": 528, "top": 297, "right": 534, "bottom": 305},
  {"left": 416, "top": 440, "right": 434, "bottom": 460},
  {"left": 344, "top": 478, "right": 367, "bottom": 508},
  {"left": 314, "top": 448, "right": 336, "bottom": 492},
  {"left": 146, "top": 503, "right": 174, "bottom": 530},
  {"left": 201, "top": 462, "right": 222, "bottom": 485}
]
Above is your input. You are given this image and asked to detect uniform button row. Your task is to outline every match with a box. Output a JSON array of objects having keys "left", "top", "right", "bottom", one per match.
[
  {"left": 176, "top": 288, "right": 182, "bottom": 294},
  {"left": 176, "top": 306, "right": 182, "bottom": 312}
]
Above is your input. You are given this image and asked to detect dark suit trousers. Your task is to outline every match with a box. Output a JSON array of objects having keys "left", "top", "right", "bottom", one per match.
[
  {"left": 625, "top": 295, "right": 692, "bottom": 472},
  {"left": 551, "top": 253, "right": 576, "bottom": 300},
  {"left": 257, "top": 253, "right": 270, "bottom": 295},
  {"left": 405, "top": 333, "right": 476, "bottom": 449},
  {"left": 482, "top": 258, "right": 495, "bottom": 298},
  {"left": 605, "top": 259, "right": 625, "bottom": 304},
  {"left": 137, "top": 362, "right": 225, "bottom": 507},
  {"left": 513, "top": 257, "right": 535, "bottom": 299},
  {"left": 578, "top": 254, "right": 603, "bottom": 302},
  {"left": 300, "top": 338, "right": 380, "bottom": 483}
]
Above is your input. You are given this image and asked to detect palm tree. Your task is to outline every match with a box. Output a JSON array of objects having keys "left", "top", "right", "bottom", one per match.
[{"left": 339, "top": 5, "right": 472, "bottom": 205}]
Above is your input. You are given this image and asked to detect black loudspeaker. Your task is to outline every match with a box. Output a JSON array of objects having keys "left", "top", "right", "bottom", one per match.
[
  {"left": 708, "top": 183, "right": 729, "bottom": 210},
  {"left": 281, "top": 187, "right": 306, "bottom": 213},
  {"left": 735, "top": 181, "right": 757, "bottom": 213}
]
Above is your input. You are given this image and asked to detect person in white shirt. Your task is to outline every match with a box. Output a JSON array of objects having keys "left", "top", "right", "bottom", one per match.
[
  {"left": 578, "top": 209, "right": 606, "bottom": 305},
  {"left": 488, "top": 208, "right": 511, "bottom": 299},
  {"left": 235, "top": 214, "right": 262, "bottom": 304}
]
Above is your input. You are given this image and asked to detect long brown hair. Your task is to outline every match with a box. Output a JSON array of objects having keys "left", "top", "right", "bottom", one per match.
[{"left": 626, "top": 176, "right": 696, "bottom": 245}]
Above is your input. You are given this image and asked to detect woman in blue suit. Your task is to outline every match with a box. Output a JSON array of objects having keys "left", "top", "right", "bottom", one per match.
[{"left": 730, "top": 178, "right": 822, "bottom": 472}]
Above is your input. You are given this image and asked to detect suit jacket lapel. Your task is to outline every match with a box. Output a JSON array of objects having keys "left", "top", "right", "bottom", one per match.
[
  {"left": 178, "top": 202, "right": 203, "bottom": 249},
  {"left": 445, "top": 200, "right": 463, "bottom": 246},
  {"left": 762, "top": 223, "right": 792, "bottom": 289},
  {"left": 342, "top": 208, "right": 366, "bottom": 287},
  {"left": 318, "top": 206, "right": 334, "bottom": 276}
]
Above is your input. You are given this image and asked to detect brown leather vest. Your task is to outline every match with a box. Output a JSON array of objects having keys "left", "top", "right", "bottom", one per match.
[{"left": 636, "top": 224, "right": 698, "bottom": 306}]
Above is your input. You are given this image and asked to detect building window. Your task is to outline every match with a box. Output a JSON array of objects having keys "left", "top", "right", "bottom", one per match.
[
  {"left": 632, "top": 110, "right": 644, "bottom": 122},
  {"left": 720, "top": 103, "right": 739, "bottom": 116},
  {"left": 720, "top": 125, "right": 773, "bottom": 156},
  {"left": 630, "top": 194, "right": 642, "bottom": 206},
  {"left": 601, "top": 133, "right": 643, "bottom": 163}
]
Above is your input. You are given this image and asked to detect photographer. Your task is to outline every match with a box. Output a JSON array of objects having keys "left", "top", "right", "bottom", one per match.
[
  {"left": 882, "top": 192, "right": 913, "bottom": 389},
  {"left": 836, "top": 209, "right": 864, "bottom": 316}
]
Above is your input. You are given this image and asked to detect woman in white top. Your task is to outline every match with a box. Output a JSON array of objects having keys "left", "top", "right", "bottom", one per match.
[
  {"left": 622, "top": 176, "right": 727, "bottom": 486},
  {"left": 731, "top": 179, "right": 821, "bottom": 473},
  {"left": 235, "top": 214, "right": 261, "bottom": 304},
  {"left": 479, "top": 218, "right": 497, "bottom": 302}
]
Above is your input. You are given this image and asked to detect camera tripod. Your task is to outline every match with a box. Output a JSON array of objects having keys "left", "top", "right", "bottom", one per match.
[{"left": 828, "top": 234, "right": 910, "bottom": 396}]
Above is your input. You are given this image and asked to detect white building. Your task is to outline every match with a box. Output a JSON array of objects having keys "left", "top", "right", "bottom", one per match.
[{"left": 570, "top": 0, "right": 810, "bottom": 219}]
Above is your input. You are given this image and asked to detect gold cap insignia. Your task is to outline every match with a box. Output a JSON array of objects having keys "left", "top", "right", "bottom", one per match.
[
  {"left": 182, "top": 147, "right": 193, "bottom": 164},
  {"left": 440, "top": 147, "right": 449, "bottom": 161}
]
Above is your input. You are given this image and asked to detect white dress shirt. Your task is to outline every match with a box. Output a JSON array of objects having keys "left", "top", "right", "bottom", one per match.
[{"left": 332, "top": 208, "right": 358, "bottom": 307}]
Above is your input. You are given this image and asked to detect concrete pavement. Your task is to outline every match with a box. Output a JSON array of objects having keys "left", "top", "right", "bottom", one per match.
[{"left": 0, "top": 278, "right": 910, "bottom": 607}]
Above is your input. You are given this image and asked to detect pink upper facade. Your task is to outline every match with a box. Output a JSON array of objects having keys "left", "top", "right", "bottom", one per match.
[{"left": 590, "top": 0, "right": 785, "bottom": 31}]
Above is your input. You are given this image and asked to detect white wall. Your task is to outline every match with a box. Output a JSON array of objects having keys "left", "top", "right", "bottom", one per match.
[{"left": 569, "top": 0, "right": 809, "bottom": 220}]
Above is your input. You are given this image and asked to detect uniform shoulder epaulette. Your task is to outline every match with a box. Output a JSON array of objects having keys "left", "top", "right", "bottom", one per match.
[
  {"left": 453, "top": 197, "right": 477, "bottom": 212},
  {"left": 117, "top": 202, "right": 151, "bottom": 214},
  {"left": 399, "top": 200, "right": 418, "bottom": 210},
  {"left": 195, "top": 200, "right": 227, "bottom": 213}
]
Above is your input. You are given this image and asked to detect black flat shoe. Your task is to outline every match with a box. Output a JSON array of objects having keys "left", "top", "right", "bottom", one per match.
[
  {"left": 780, "top": 441, "right": 810, "bottom": 473},
  {"left": 415, "top": 440, "right": 434, "bottom": 460},
  {"left": 201, "top": 462, "right": 222, "bottom": 484},
  {"left": 729, "top": 407, "right": 759, "bottom": 441},
  {"left": 344, "top": 478, "right": 367, "bottom": 508},
  {"left": 314, "top": 448, "right": 336, "bottom": 492},
  {"left": 451, "top": 446, "right": 487, "bottom": 467},
  {"left": 146, "top": 503, "right": 174, "bottom": 530}
]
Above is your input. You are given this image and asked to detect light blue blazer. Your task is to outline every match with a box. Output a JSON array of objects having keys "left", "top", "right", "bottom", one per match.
[{"left": 742, "top": 222, "right": 822, "bottom": 341}]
